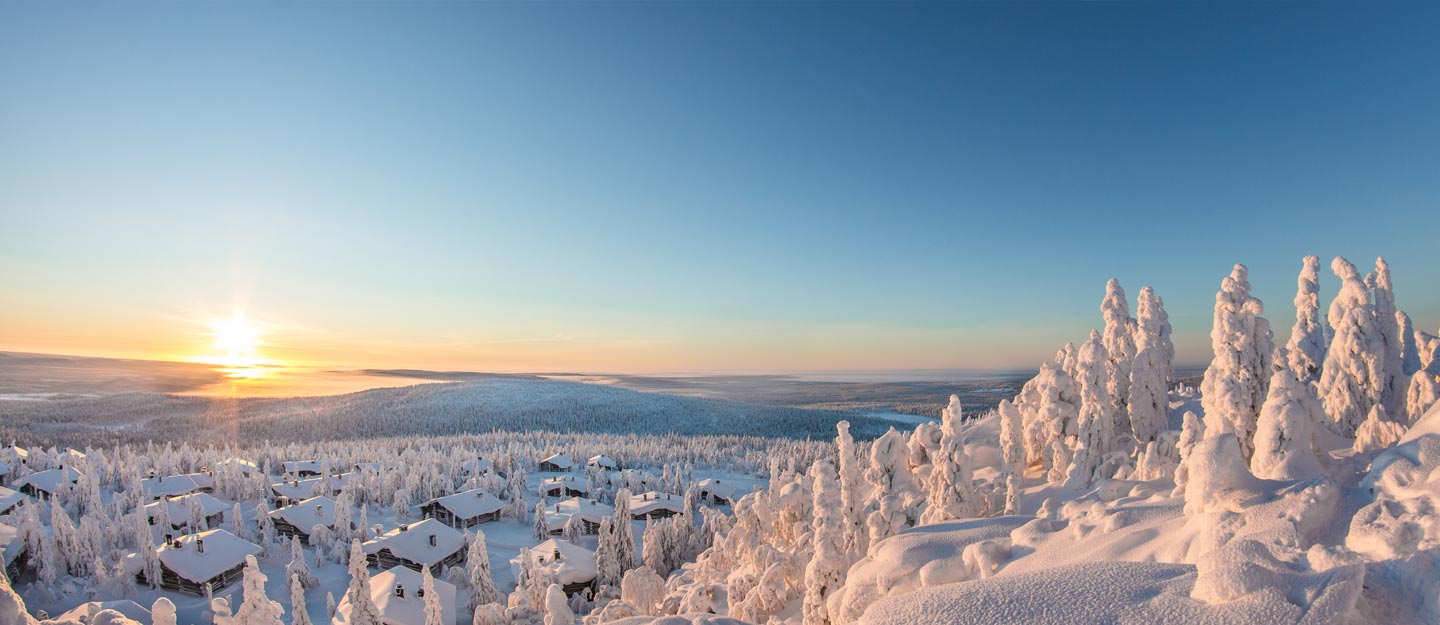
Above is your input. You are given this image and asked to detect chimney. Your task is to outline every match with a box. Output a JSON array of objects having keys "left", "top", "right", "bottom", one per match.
[
  {"left": 316, "top": 504, "right": 324, "bottom": 516},
  {"left": 428, "top": 534, "right": 437, "bottom": 547},
  {"left": 196, "top": 538, "right": 205, "bottom": 553},
  {"left": 395, "top": 584, "right": 405, "bottom": 598},
  {"left": 553, "top": 547, "right": 561, "bottom": 561},
  {"left": 417, "top": 586, "right": 426, "bottom": 598},
  {"left": 165, "top": 533, "right": 173, "bottom": 546}
]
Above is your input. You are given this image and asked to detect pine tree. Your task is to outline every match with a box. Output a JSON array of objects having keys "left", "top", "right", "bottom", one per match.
[
  {"left": 422, "top": 565, "right": 444, "bottom": 625},
  {"left": 467, "top": 530, "right": 501, "bottom": 609},
  {"left": 1251, "top": 348, "right": 1326, "bottom": 480},
  {"left": 543, "top": 584, "right": 573, "bottom": 625},
  {"left": 1373, "top": 257, "right": 1406, "bottom": 415},
  {"left": 921, "top": 395, "right": 979, "bottom": 523},
  {"left": 1067, "top": 330, "right": 1114, "bottom": 487},
  {"left": 1200, "top": 263, "right": 1274, "bottom": 459},
  {"left": 346, "top": 540, "right": 383, "bottom": 625},
  {"left": 152, "top": 598, "right": 177, "bottom": 625},
  {"left": 233, "top": 555, "right": 285, "bottom": 625},
  {"left": 1102, "top": 279, "right": 1138, "bottom": 439},
  {"left": 610, "top": 489, "right": 637, "bottom": 573},
  {"left": 833, "top": 421, "right": 870, "bottom": 560},
  {"left": 290, "top": 574, "right": 313, "bottom": 625},
  {"left": 533, "top": 502, "right": 550, "bottom": 542},
  {"left": 802, "top": 460, "right": 845, "bottom": 625},
  {"left": 1130, "top": 287, "right": 1171, "bottom": 444},
  {"left": 1285, "top": 256, "right": 1329, "bottom": 385},
  {"left": 1319, "top": 256, "right": 1386, "bottom": 436}
]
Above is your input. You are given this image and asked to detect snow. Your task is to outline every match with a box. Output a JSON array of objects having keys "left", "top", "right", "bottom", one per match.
[
  {"left": 333, "top": 566, "right": 457, "bottom": 625},
  {"left": 693, "top": 479, "right": 737, "bottom": 502},
  {"left": 0, "top": 486, "right": 23, "bottom": 515},
  {"left": 14, "top": 466, "right": 81, "bottom": 494},
  {"left": 56, "top": 601, "right": 153, "bottom": 624},
  {"left": 362, "top": 519, "right": 465, "bottom": 568},
  {"left": 628, "top": 492, "right": 683, "bottom": 518},
  {"left": 156, "top": 528, "right": 262, "bottom": 584},
  {"left": 545, "top": 498, "right": 614, "bottom": 532},
  {"left": 0, "top": 523, "right": 22, "bottom": 568},
  {"left": 146, "top": 492, "right": 231, "bottom": 524},
  {"left": 540, "top": 455, "right": 574, "bottom": 471},
  {"left": 140, "top": 473, "right": 214, "bottom": 499},
  {"left": 587, "top": 455, "right": 617, "bottom": 469},
  {"left": 421, "top": 489, "right": 503, "bottom": 520},
  {"left": 511, "top": 539, "right": 597, "bottom": 587}
]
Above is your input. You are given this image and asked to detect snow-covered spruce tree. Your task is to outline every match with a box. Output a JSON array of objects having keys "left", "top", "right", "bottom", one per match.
[
  {"left": 1130, "top": 287, "right": 1170, "bottom": 444},
  {"left": 290, "top": 574, "right": 312, "bottom": 625},
  {"left": 467, "top": 530, "right": 501, "bottom": 609},
  {"left": 1135, "top": 285, "right": 1175, "bottom": 385},
  {"left": 920, "top": 396, "right": 980, "bottom": 523},
  {"left": 1354, "top": 404, "right": 1406, "bottom": 454},
  {"left": 422, "top": 565, "right": 444, "bottom": 625},
  {"left": 234, "top": 555, "right": 285, "bottom": 625},
  {"left": 346, "top": 540, "right": 384, "bottom": 625},
  {"left": 152, "top": 597, "right": 177, "bottom": 625},
  {"left": 1171, "top": 411, "right": 1205, "bottom": 496},
  {"left": 543, "top": 583, "right": 572, "bottom": 625},
  {"left": 595, "top": 516, "right": 623, "bottom": 588},
  {"left": 473, "top": 603, "right": 506, "bottom": 625},
  {"left": 802, "top": 460, "right": 845, "bottom": 625},
  {"left": 834, "top": 421, "right": 870, "bottom": 561},
  {"left": 287, "top": 536, "right": 317, "bottom": 589},
  {"left": 1066, "top": 330, "right": 1114, "bottom": 488},
  {"left": 1372, "top": 258, "right": 1406, "bottom": 415},
  {"left": 1319, "top": 256, "right": 1385, "bottom": 436},
  {"left": 1059, "top": 341, "right": 1079, "bottom": 380},
  {"left": 1406, "top": 329, "right": 1440, "bottom": 424},
  {"left": 620, "top": 567, "right": 665, "bottom": 616},
  {"left": 997, "top": 399, "right": 1025, "bottom": 480},
  {"left": 1250, "top": 348, "right": 1326, "bottom": 481},
  {"left": 610, "top": 489, "right": 637, "bottom": 573},
  {"left": 1399, "top": 312, "right": 1421, "bottom": 377},
  {"left": 1102, "top": 279, "right": 1138, "bottom": 439},
  {"left": 1286, "top": 256, "right": 1329, "bottom": 386},
  {"left": 533, "top": 502, "right": 550, "bottom": 542},
  {"left": 1021, "top": 362, "right": 1080, "bottom": 474},
  {"left": 1199, "top": 263, "right": 1274, "bottom": 460},
  {"left": 133, "top": 509, "right": 161, "bottom": 588},
  {"left": 863, "top": 429, "right": 919, "bottom": 549}
]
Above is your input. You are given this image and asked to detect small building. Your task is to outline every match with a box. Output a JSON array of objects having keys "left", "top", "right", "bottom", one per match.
[
  {"left": 270, "top": 473, "right": 350, "bottom": 506},
  {"left": 510, "top": 539, "right": 596, "bottom": 596},
  {"left": 59, "top": 448, "right": 87, "bottom": 466},
  {"left": 1, "top": 523, "right": 26, "bottom": 581},
  {"left": 695, "top": 478, "right": 738, "bottom": 506},
  {"left": 14, "top": 466, "right": 81, "bottom": 500},
  {"left": 0, "top": 486, "right": 24, "bottom": 516},
  {"left": 540, "top": 475, "right": 587, "bottom": 499},
  {"left": 586, "top": 455, "right": 618, "bottom": 470},
  {"left": 282, "top": 460, "right": 327, "bottom": 477},
  {"left": 461, "top": 458, "right": 494, "bottom": 476},
  {"left": 56, "top": 601, "right": 153, "bottom": 625},
  {"left": 269, "top": 496, "right": 337, "bottom": 544},
  {"left": 145, "top": 528, "right": 261, "bottom": 595},
  {"left": 145, "top": 493, "right": 230, "bottom": 530},
  {"left": 419, "top": 488, "right": 504, "bottom": 529},
  {"left": 332, "top": 565, "right": 457, "bottom": 625},
  {"left": 140, "top": 473, "right": 214, "bottom": 500},
  {"left": 545, "top": 497, "right": 614, "bottom": 535},
  {"left": 539, "top": 454, "right": 574, "bottom": 473},
  {"left": 363, "top": 518, "right": 465, "bottom": 575},
  {"left": 214, "top": 457, "right": 260, "bottom": 476},
  {"left": 629, "top": 491, "right": 684, "bottom": 520}
]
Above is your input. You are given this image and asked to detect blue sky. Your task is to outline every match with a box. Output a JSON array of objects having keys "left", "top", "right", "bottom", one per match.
[{"left": 1, "top": 2, "right": 1437, "bottom": 372}]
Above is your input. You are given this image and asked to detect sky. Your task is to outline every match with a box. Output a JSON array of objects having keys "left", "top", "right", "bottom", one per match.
[{"left": 1, "top": 2, "right": 1438, "bottom": 374}]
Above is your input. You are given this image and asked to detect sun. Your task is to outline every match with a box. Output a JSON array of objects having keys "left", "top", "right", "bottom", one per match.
[{"left": 211, "top": 314, "right": 262, "bottom": 367}]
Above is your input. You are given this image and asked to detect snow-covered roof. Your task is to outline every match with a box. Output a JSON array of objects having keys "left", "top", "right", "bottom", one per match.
[
  {"left": 2, "top": 444, "right": 27, "bottom": 459},
  {"left": 540, "top": 453, "right": 574, "bottom": 469},
  {"left": 629, "top": 491, "right": 684, "bottom": 516},
  {"left": 511, "top": 539, "right": 597, "bottom": 586},
  {"left": 546, "top": 497, "right": 615, "bottom": 531},
  {"left": 423, "top": 488, "right": 504, "bottom": 519},
  {"left": 269, "top": 496, "right": 338, "bottom": 530},
  {"left": 214, "top": 458, "right": 259, "bottom": 473},
  {"left": 354, "top": 461, "right": 401, "bottom": 473},
  {"left": 271, "top": 473, "right": 350, "bottom": 500},
  {"left": 0, "top": 486, "right": 23, "bottom": 515},
  {"left": 145, "top": 492, "right": 230, "bottom": 522},
  {"left": 461, "top": 458, "right": 494, "bottom": 474},
  {"left": 695, "top": 478, "right": 738, "bottom": 499},
  {"left": 334, "top": 566, "right": 457, "bottom": 625},
  {"left": 61, "top": 448, "right": 87, "bottom": 463},
  {"left": 14, "top": 466, "right": 82, "bottom": 494},
  {"left": 140, "top": 473, "right": 212, "bottom": 499},
  {"left": 56, "top": 601, "right": 152, "bottom": 625},
  {"left": 542, "top": 474, "right": 585, "bottom": 489},
  {"left": 156, "top": 528, "right": 260, "bottom": 583},
  {"left": 587, "top": 455, "right": 617, "bottom": 468},
  {"left": 283, "top": 460, "right": 325, "bottom": 474},
  {"left": 363, "top": 518, "right": 465, "bottom": 567},
  {"left": 0, "top": 523, "right": 22, "bottom": 567}
]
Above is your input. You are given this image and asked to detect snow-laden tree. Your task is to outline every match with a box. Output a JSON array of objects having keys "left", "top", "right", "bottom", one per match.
[
  {"left": 595, "top": 516, "right": 624, "bottom": 588},
  {"left": 834, "top": 421, "right": 870, "bottom": 560},
  {"left": 286, "top": 536, "right": 317, "bottom": 589},
  {"left": 803, "top": 460, "right": 845, "bottom": 625},
  {"left": 1372, "top": 258, "right": 1406, "bottom": 415},
  {"left": 1059, "top": 342, "right": 1078, "bottom": 381},
  {"left": 610, "top": 489, "right": 637, "bottom": 574},
  {"left": 1020, "top": 362, "right": 1080, "bottom": 472},
  {"left": 1130, "top": 287, "right": 1170, "bottom": 444},
  {"left": 1066, "top": 330, "right": 1114, "bottom": 488},
  {"left": 290, "top": 574, "right": 312, "bottom": 625},
  {"left": 533, "top": 502, "right": 550, "bottom": 542},
  {"left": 346, "top": 540, "right": 384, "bottom": 625},
  {"left": 1354, "top": 404, "right": 1406, "bottom": 454},
  {"left": 233, "top": 555, "right": 285, "bottom": 625},
  {"left": 543, "top": 584, "right": 573, "bottom": 625},
  {"left": 152, "top": 598, "right": 177, "bottom": 625},
  {"left": 1250, "top": 349, "right": 1326, "bottom": 480},
  {"left": 473, "top": 603, "right": 506, "bottom": 625},
  {"left": 422, "top": 565, "right": 444, "bottom": 625},
  {"left": 1406, "top": 329, "right": 1440, "bottom": 424},
  {"left": 620, "top": 567, "right": 665, "bottom": 616},
  {"left": 920, "top": 396, "right": 979, "bottom": 523},
  {"left": 863, "top": 429, "right": 918, "bottom": 549},
  {"left": 1102, "top": 279, "right": 1138, "bottom": 439},
  {"left": 1171, "top": 411, "right": 1205, "bottom": 496},
  {"left": 466, "top": 530, "right": 501, "bottom": 609},
  {"left": 1200, "top": 263, "right": 1274, "bottom": 459},
  {"left": 997, "top": 399, "right": 1025, "bottom": 479},
  {"left": 1319, "top": 256, "right": 1386, "bottom": 436},
  {"left": 133, "top": 510, "right": 161, "bottom": 588},
  {"left": 1399, "top": 312, "right": 1422, "bottom": 377},
  {"left": 1003, "top": 472, "right": 1020, "bottom": 515},
  {"left": 1286, "top": 256, "right": 1329, "bottom": 385}
]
